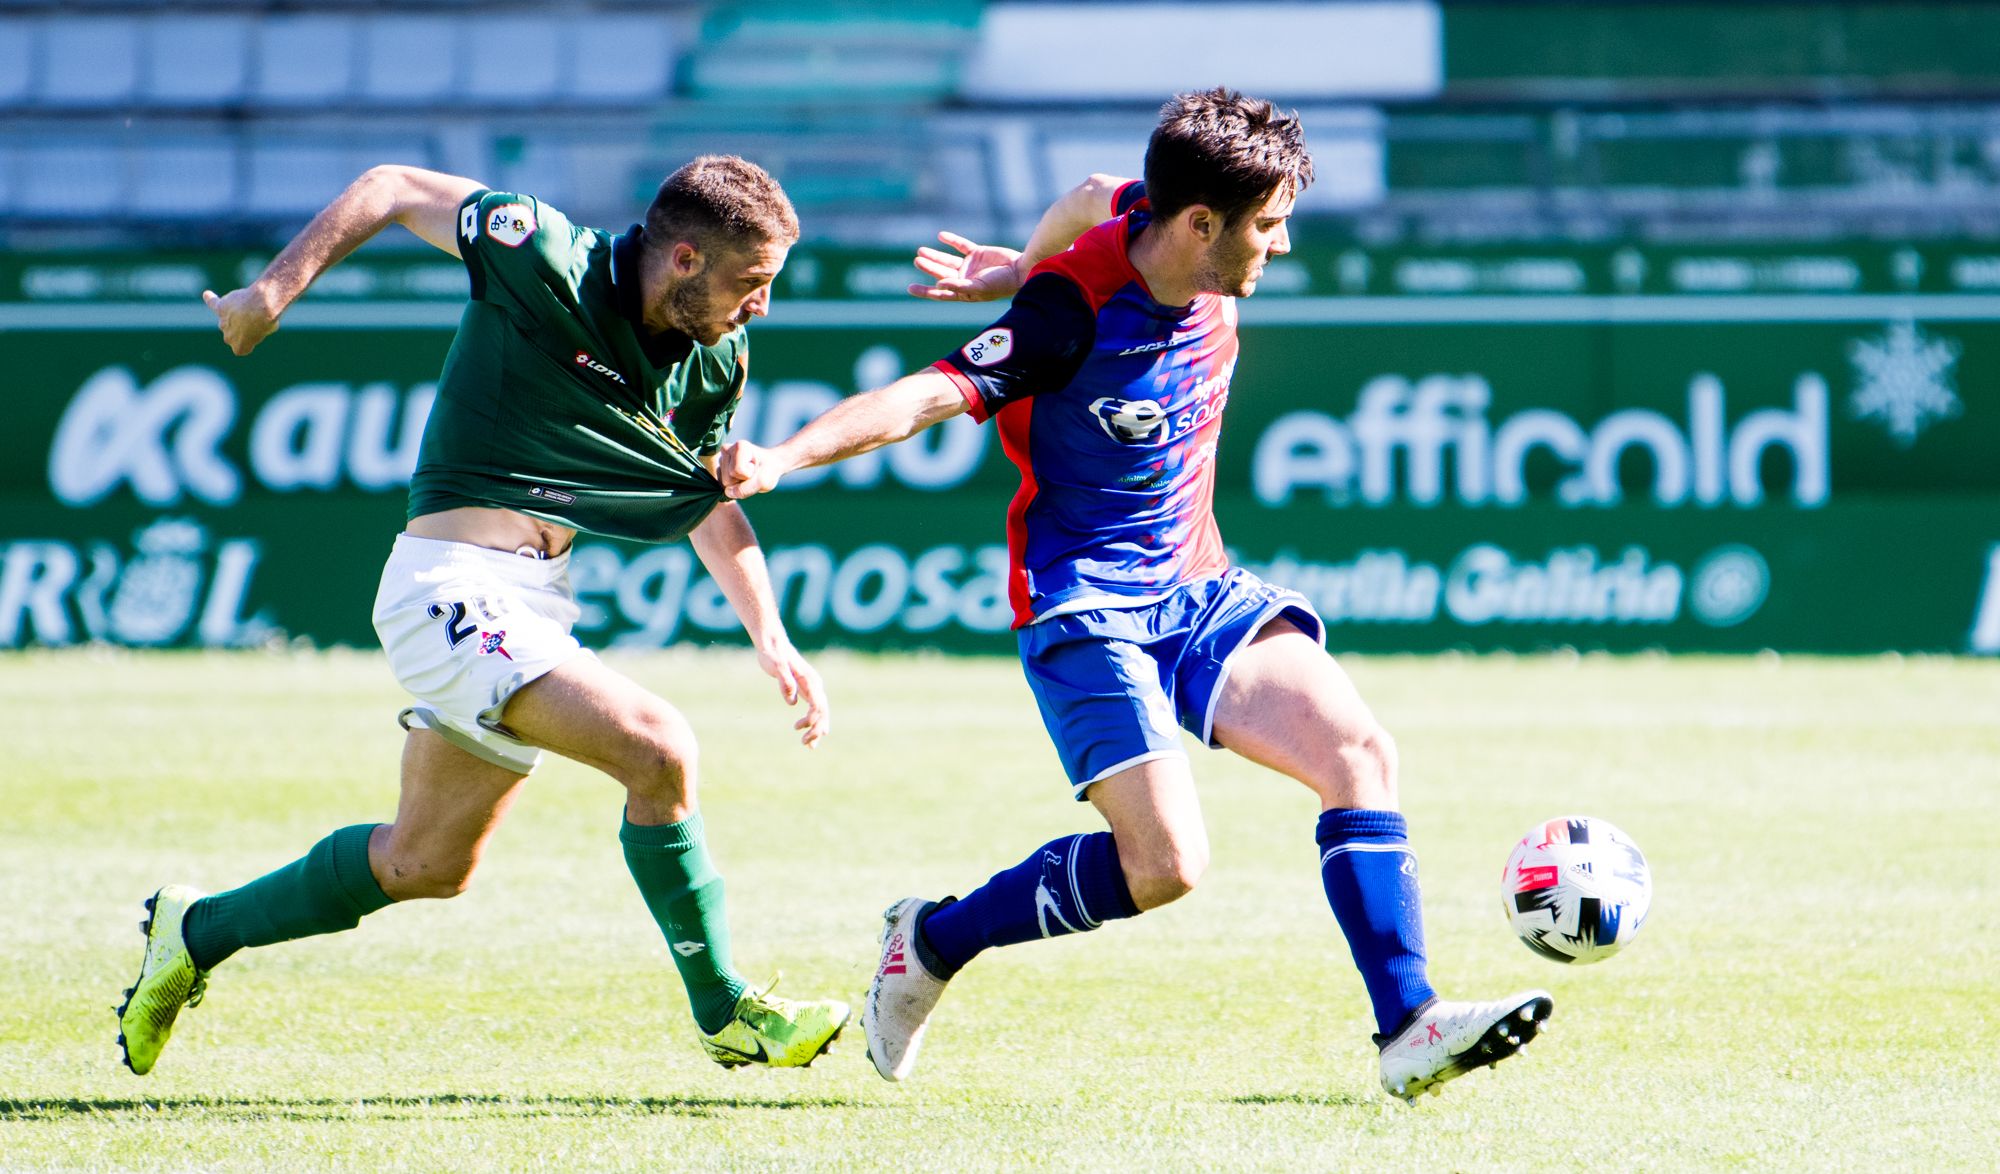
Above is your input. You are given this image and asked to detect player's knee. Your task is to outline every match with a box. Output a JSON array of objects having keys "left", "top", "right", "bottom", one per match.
[
  {"left": 418, "top": 866, "right": 478, "bottom": 900},
  {"left": 1327, "top": 723, "right": 1398, "bottom": 808},
  {"left": 620, "top": 703, "right": 699, "bottom": 800},
  {"left": 1124, "top": 839, "right": 1210, "bottom": 910},
  {"left": 375, "top": 848, "right": 479, "bottom": 901}
]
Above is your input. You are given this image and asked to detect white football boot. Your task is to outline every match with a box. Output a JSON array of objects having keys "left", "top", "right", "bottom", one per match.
[
  {"left": 1377, "top": 991, "right": 1553, "bottom": 1103},
  {"left": 862, "top": 898, "right": 951, "bottom": 1081}
]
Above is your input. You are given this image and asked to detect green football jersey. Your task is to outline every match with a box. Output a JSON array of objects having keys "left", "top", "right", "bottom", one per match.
[{"left": 406, "top": 189, "right": 741, "bottom": 544}]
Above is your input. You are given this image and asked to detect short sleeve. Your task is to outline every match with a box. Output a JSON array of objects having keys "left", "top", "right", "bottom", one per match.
[
  {"left": 930, "top": 273, "right": 1096, "bottom": 423},
  {"left": 454, "top": 189, "right": 583, "bottom": 312}
]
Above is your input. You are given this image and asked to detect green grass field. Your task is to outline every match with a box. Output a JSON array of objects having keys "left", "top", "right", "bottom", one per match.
[{"left": 2, "top": 648, "right": 1996, "bottom": 1171}]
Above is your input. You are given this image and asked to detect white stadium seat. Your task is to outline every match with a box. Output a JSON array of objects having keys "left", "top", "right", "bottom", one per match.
[
  {"left": 244, "top": 142, "right": 356, "bottom": 218},
  {"left": 246, "top": 138, "right": 432, "bottom": 219},
  {"left": 464, "top": 17, "right": 564, "bottom": 105},
  {"left": 130, "top": 140, "right": 239, "bottom": 217},
  {"left": 359, "top": 17, "right": 460, "bottom": 105},
  {"left": 143, "top": 16, "right": 251, "bottom": 107},
  {"left": 251, "top": 16, "right": 358, "bottom": 107},
  {"left": 0, "top": 22, "right": 31, "bottom": 105},
  {"left": 38, "top": 18, "right": 140, "bottom": 108},
  {"left": 565, "top": 16, "right": 672, "bottom": 105},
  {"left": 16, "top": 142, "right": 124, "bottom": 216}
]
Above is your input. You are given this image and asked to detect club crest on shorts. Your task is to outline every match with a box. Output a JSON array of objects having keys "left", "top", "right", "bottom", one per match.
[
  {"left": 486, "top": 203, "right": 536, "bottom": 247},
  {"left": 962, "top": 328, "right": 1013, "bottom": 367},
  {"left": 477, "top": 630, "right": 513, "bottom": 659}
]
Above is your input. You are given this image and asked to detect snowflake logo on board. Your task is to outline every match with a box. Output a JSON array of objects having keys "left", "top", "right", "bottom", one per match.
[{"left": 1847, "top": 319, "right": 1962, "bottom": 446}]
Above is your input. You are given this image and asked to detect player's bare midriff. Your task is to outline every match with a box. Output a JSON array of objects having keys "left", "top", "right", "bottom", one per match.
[{"left": 406, "top": 507, "right": 575, "bottom": 559}]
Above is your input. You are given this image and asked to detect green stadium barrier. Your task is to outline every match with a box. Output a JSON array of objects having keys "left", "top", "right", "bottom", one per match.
[{"left": 4, "top": 248, "right": 1997, "bottom": 654}]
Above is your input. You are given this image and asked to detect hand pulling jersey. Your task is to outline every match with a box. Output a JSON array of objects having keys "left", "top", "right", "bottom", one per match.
[
  {"left": 929, "top": 184, "right": 1240, "bottom": 627},
  {"left": 406, "top": 189, "right": 740, "bottom": 544}
]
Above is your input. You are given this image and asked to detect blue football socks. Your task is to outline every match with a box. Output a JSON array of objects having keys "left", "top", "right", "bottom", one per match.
[
  {"left": 1315, "top": 808, "right": 1439, "bottom": 1037},
  {"left": 919, "top": 831, "right": 1139, "bottom": 977}
]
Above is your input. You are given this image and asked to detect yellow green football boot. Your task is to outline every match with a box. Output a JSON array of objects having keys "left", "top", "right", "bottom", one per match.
[
  {"left": 699, "top": 977, "right": 850, "bottom": 1069},
  {"left": 115, "top": 885, "right": 211, "bottom": 1075}
]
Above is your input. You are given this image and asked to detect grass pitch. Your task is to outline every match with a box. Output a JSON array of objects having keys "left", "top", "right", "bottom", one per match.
[{"left": 2, "top": 648, "right": 1996, "bottom": 1171}]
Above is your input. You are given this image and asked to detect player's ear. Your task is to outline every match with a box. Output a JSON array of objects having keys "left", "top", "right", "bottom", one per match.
[
  {"left": 1185, "top": 204, "right": 1218, "bottom": 243},
  {"left": 669, "top": 240, "right": 705, "bottom": 278}
]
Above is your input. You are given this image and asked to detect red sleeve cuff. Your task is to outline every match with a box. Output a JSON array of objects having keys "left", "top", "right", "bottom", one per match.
[{"left": 931, "top": 359, "right": 990, "bottom": 423}]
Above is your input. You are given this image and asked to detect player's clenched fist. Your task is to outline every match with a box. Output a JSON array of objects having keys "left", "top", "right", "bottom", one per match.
[
  {"left": 203, "top": 286, "right": 284, "bottom": 356},
  {"left": 718, "top": 439, "right": 788, "bottom": 499}
]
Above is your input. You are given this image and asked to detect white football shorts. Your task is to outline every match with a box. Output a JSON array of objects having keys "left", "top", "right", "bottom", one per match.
[{"left": 371, "top": 533, "right": 589, "bottom": 773}]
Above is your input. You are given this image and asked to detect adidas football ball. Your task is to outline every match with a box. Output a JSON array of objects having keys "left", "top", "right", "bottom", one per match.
[{"left": 1502, "top": 816, "right": 1652, "bottom": 965}]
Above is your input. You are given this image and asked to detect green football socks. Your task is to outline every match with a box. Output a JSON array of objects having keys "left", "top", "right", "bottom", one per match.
[
  {"left": 181, "top": 823, "right": 394, "bottom": 971},
  {"left": 620, "top": 811, "right": 748, "bottom": 1034}
]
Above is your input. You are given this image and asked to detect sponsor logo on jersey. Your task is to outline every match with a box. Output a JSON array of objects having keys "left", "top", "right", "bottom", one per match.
[
  {"left": 1090, "top": 396, "right": 1171, "bottom": 445},
  {"left": 1116, "top": 338, "right": 1173, "bottom": 357},
  {"left": 574, "top": 351, "right": 628, "bottom": 385},
  {"left": 962, "top": 328, "right": 1013, "bottom": 367},
  {"left": 486, "top": 203, "right": 536, "bottom": 247},
  {"left": 527, "top": 485, "right": 576, "bottom": 505}
]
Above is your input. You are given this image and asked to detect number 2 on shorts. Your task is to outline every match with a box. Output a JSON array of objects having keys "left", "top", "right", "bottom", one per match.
[{"left": 427, "top": 601, "right": 475, "bottom": 649}]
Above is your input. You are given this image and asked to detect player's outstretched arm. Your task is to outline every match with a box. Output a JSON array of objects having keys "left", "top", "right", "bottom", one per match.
[
  {"left": 718, "top": 369, "right": 968, "bottom": 499},
  {"left": 203, "top": 166, "right": 485, "bottom": 355},
  {"left": 688, "top": 497, "right": 830, "bottom": 747},
  {"left": 907, "top": 173, "right": 1133, "bottom": 303}
]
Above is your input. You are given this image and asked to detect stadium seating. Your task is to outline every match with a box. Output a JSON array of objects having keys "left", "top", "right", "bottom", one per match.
[
  {"left": 14, "top": 142, "right": 125, "bottom": 217},
  {"left": 37, "top": 18, "right": 142, "bottom": 108},
  {"left": 0, "top": 1, "right": 1995, "bottom": 249},
  {"left": 143, "top": 15, "right": 251, "bottom": 107},
  {"left": 129, "top": 139, "right": 239, "bottom": 218},
  {"left": 0, "top": 22, "right": 29, "bottom": 106},
  {"left": 249, "top": 16, "right": 359, "bottom": 107}
]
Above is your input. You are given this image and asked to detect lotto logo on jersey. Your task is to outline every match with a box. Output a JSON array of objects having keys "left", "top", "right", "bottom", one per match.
[
  {"left": 962, "top": 328, "right": 1014, "bottom": 367},
  {"left": 574, "top": 351, "right": 628, "bottom": 385},
  {"left": 486, "top": 203, "right": 536, "bottom": 247},
  {"left": 1090, "top": 396, "right": 1171, "bottom": 445}
]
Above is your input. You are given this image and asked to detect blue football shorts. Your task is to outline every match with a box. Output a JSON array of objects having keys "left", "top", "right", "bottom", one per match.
[{"left": 1016, "top": 567, "right": 1326, "bottom": 797}]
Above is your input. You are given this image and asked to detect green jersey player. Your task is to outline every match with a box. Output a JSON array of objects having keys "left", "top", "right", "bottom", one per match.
[{"left": 116, "top": 158, "right": 849, "bottom": 1075}]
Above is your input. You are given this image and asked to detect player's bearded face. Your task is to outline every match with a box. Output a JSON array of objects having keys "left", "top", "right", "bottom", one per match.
[
  {"left": 1198, "top": 227, "right": 1264, "bottom": 298},
  {"left": 665, "top": 239, "right": 787, "bottom": 346},
  {"left": 1196, "top": 185, "right": 1295, "bottom": 298}
]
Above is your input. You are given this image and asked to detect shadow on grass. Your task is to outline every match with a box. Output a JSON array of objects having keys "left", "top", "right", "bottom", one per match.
[
  {"left": 0, "top": 1092, "right": 870, "bottom": 1123},
  {"left": 1228, "top": 1092, "right": 1378, "bottom": 1108}
]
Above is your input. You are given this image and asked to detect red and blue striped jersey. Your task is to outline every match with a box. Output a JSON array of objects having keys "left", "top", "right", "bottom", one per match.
[{"left": 931, "top": 185, "right": 1240, "bottom": 628}]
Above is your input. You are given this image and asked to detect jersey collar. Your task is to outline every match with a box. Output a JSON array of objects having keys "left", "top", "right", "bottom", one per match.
[
  {"left": 1119, "top": 209, "right": 1198, "bottom": 318},
  {"left": 611, "top": 225, "right": 696, "bottom": 367}
]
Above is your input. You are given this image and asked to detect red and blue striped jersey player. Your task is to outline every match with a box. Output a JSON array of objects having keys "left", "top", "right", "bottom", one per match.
[{"left": 720, "top": 89, "right": 1553, "bottom": 1104}]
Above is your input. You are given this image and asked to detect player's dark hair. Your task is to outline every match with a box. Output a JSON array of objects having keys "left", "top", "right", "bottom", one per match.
[
  {"left": 645, "top": 155, "right": 800, "bottom": 257},
  {"left": 1143, "top": 88, "right": 1314, "bottom": 226}
]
